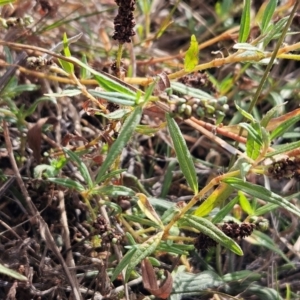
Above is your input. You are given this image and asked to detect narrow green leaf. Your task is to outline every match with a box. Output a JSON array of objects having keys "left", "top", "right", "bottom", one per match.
[
  {"left": 261, "top": 127, "right": 270, "bottom": 153},
  {"left": 261, "top": 0, "right": 278, "bottom": 33},
  {"left": 238, "top": 0, "right": 251, "bottom": 43},
  {"left": 239, "top": 123, "right": 263, "bottom": 145},
  {"left": 253, "top": 203, "right": 278, "bottom": 216},
  {"left": 266, "top": 140, "right": 300, "bottom": 157},
  {"left": 262, "top": 16, "right": 288, "bottom": 48},
  {"left": 270, "top": 114, "right": 300, "bottom": 139},
  {"left": 0, "top": 264, "right": 27, "bottom": 281},
  {"left": 124, "top": 215, "right": 160, "bottom": 228},
  {"left": 161, "top": 204, "right": 181, "bottom": 224},
  {"left": 243, "top": 122, "right": 262, "bottom": 160},
  {"left": 194, "top": 183, "right": 233, "bottom": 217},
  {"left": 125, "top": 232, "right": 163, "bottom": 281},
  {"left": 171, "top": 82, "right": 215, "bottom": 100},
  {"left": 222, "top": 270, "right": 261, "bottom": 282},
  {"left": 45, "top": 89, "right": 82, "bottom": 98},
  {"left": 58, "top": 58, "right": 73, "bottom": 73},
  {"left": 249, "top": 230, "right": 290, "bottom": 263},
  {"left": 182, "top": 215, "right": 243, "bottom": 256},
  {"left": 246, "top": 285, "right": 283, "bottom": 300},
  {"left": 58, "top": 33, "right": 74, "bottom": 74},
  {"left": 126, "top": 232, "right": 137, "bottom": 245},
  {"left": 99, "top": 200, "right": 122, "bottom": 214},
  {"left": 166, "top": 114, "right": 198, "bottom": 194},
  {"left": 95, "top": 106, "right": 143, "bottom": 183},
  {"left": 157, "top": 242, "right": 192, "bottom": 255},
  {"left": 63, "top": 148, "right": 93, "bottom": 189},
  {"left": 160, "top": 159, "right": 177, "bottom": 198},
  {"left": 222, "top": 177, "right": 300, "bottom": 218},
  {"left": 4, "top": 46, "right": 13, "bottom": 64},
  {"left": 93, "top": 185, "right": 135, "bottom": 197},
  {"left": 88, "top": 89, "right": 136, "bottom": 106},
  {"left": 211, "top": 196, "right": 239, "bottom": 224},
  {"left": 184, "top": 34, "right": 199, "bottom": 72},
  {"left": 80, "top": 54, "right": 90, "bottom": 79},
  {"left": 95, "top": 169, "right": 126, "bottom": 184},
  {"left": 63, "top": 32, "right": 72, "bottom": 57},
  {"left": 194, "top": 157, "right": 247, "bottom": 217},
  {"left": 67, "top": 56, "right": 138, "bottom": 96},
  {"left": 47, "top": 178, "right": 85, "bottom": 192},
  {"left": 260, "top": 103, "right": 284, "bottom": 128},
  {"left": 96, "top": 109, "right": 131, "bottom": 120},
  {"left": 235, "top": 102, "right": 255, "bottom": 122},
  {"left": 238, "top": 191, "right": 254, "bottom": 215},
  {"left": 25, "top": 96, "right": 57, "bottom": 117},
  {"left": 111, "top": 247, "right": 137, "bottom": 281},
  {"left": 172, "top": 271, "right": 224, "bottom": 299},
  {"left": 144, "top": 78, "right": 158, "bottom": 102}
]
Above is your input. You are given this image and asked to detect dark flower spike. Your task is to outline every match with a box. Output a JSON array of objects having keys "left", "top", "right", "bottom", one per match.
[
  {"left": 112, "top": 0, "right": 136, "bottom": 44},
  {"left": 267, "top": 157, "right": 300, "bottom": 181},
  {"left": 194, "top": 221, "right": 255, "bottom": 251}
]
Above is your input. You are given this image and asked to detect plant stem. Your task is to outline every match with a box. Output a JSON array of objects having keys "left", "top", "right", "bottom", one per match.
[{"left": 116, "top": 43, "right": 124, "bottom": 76}]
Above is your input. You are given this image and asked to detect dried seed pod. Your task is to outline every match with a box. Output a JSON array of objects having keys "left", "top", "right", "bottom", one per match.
[
  {"left": 194, "top": 221, "right": 255, "bottom": 251},
  {"left": 267, "top": 157, "right": 300, "bottom": 181}
]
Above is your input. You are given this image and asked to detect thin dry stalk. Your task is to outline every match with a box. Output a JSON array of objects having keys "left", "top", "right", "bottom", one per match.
[{"left": 3, "top": 120, "right": 82, "bottom": 300}]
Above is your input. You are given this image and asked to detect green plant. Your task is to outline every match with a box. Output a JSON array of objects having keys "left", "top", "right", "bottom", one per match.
[{"left": 2, "top": 0, "right": 300, "bottom": 299}]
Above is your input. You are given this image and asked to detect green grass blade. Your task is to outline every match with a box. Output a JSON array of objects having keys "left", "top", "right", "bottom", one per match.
[
  {"left": 95, "top": 106, "right": 143, "bottom": 183},
  {"left": 166, "top": 113, "right": 198, "bottom": 194},
  {"left": 242, "top": 123, "right": 262, "bottom": 160},
  {"left": 261, "top": 0, "right": 278, "bottom": 33},
  {"left": 238, "top": 0, "right": 251, "bottom": 43}
]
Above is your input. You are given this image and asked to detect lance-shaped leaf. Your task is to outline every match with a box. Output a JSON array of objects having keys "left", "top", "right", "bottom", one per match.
[
  {"left": 69, "top": 56, "right": 137, "bottom": 96},
  {"left": 93, "top": 185, "right": 135, "bottom": 198},
  {"left": 166, "top": 114, "right": 198, "bottom": 194},
  {"left": 194, "top": 181, "right": 234, "bottom": 217},
  {"left": 261, "top": 0, "right": 278, "bottom": 33},
  {"left": 47, "top": 178, "right": 85, "bottom": 192},
  {"left": 124, "top": 232, "right": 163, "bottom": 282},
  {"left": 63, "top": 147, "right": 93, "bottom": 189},
  {"left": 96, "top": 106, "right": 142, "bottom": 183},
  {"left": 88, "top": 89, "right": 136, "bottom": 106},
  {"left": 238, "top": 0, "right": 251, "bottom": 43}
]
